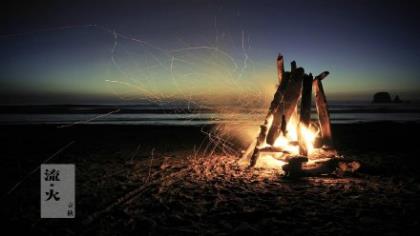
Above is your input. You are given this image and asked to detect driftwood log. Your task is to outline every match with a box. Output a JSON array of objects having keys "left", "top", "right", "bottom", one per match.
[
  {"left": 283, "top": 157, "right": 360, "bottom": 177},
  {"left": 249, "top": 54, "right": 286, "bottom": 167},
  {"left": 298, "top": 73, "right": 313, "bottom": 156},
  {"left": 266, "top": 66, "right": 304, "bottom": 145},
  {"left": 313, "top": 72, "right": 334, "bottom": 149},
  {"left": 265, "top": 58, "right": 289, "bottom": 145}
]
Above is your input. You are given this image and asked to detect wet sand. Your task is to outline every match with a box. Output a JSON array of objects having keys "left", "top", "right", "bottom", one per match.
[{"left": 2, "top": 122, "right": 420, "bottom": 235}]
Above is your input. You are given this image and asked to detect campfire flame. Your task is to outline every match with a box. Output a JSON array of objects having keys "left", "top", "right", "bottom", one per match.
[
  {"left": 262, "top": 114, "right": 319, "bottom": 156},
  {"left": 298, "top": 123, "right": 319, "bottom": 154},
  {"left": 252, "top": 113, "right": 321, "bottom": 171}
]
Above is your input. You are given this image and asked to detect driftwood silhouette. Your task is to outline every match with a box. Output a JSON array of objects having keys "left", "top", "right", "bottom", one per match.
[{"left": 248, "top": 54, "right": 338, "bottom": 170}]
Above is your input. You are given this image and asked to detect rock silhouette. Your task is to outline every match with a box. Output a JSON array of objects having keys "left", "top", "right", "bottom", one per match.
[
  {"left": 393, "top": 95, "right": 402, "bottom": 103},
  {"left": 372, "top": 92, "right": 392, "bottom": 103}
]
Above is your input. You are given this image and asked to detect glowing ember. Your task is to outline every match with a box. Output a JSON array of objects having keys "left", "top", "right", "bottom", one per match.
[{"left": 254, "top": 154, "right": 287, "bottom": 174}]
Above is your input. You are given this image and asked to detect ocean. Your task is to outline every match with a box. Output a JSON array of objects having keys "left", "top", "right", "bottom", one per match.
[{"left": 1, "top": 101, "right": 419, "bottom": 125}]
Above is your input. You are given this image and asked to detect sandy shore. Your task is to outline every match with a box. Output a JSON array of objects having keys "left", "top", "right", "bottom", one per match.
[{"left": 2, "top": 122, "right": 420, "bottom": 235}]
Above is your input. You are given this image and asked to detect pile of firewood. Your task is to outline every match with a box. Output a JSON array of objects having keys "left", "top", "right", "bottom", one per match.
[{"left": 242, "top": 54, "right": 360, "bottom": 176}]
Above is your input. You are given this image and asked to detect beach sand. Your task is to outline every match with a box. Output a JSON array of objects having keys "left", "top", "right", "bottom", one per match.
[{"left": 2, "top": 122, "right": 420, "bottom": 235}]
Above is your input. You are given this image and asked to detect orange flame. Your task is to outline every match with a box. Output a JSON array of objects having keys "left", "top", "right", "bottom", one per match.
[
  {"left": 254, "top": 113, "right": 320, "bottom": 170},
  {"left": 261, "top": 114, "right": 318, "bottom": 155}
]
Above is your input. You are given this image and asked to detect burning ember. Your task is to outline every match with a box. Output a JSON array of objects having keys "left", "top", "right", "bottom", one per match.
[{"left": 240, "top": 54, "right": 360, "bottom": 176}]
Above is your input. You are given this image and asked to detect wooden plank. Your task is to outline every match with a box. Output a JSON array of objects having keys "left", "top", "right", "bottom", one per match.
[
  {"left": 313, "top": 71, "right": 334, "bottom": 148},
  {"left": 257, "top": 146, "right": 284, "bottom": 153},
  {"left": 265, "top": 62, "right": 294, "bottom": 145},
  {"left": 284, "top": 157, "right": 360, "bottom": 177},
  {"left": 268, "top": 58, "right": 289, "bottom": 114},
  {"left": 266, "top": 106, "right": 283, "bottom": 145},
  {"left": 266, "top": 67, "right": 304, "bottom": 145},
  {"left": 268, "top": 68, "right": 289, "bottom": 120},
  {"left": 249, "top": 123, "right": 268, "bottom": 167},
  {"left": 249, "top": 55, "right": 287, "bottom": 167},
  {"left": 315, "top": 71, "right": 329, "bottom": 81},
  {"left": 281, "top": 68, "right": 304, "bottom": 127},
  {"left": 277, "top": 54, "right": 284, "bottom": 83},
  {"left": 298, "top": 73, "right": 313, "bottom": 156},
  {"left": 267, "top": 61, "right": 304, "bottom": 145},
  {"left": 291, "top": 60, "right": 297, "bottom": 71}
]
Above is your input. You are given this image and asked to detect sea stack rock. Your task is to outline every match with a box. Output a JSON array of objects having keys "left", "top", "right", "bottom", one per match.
[
  {"left": 393, "top": 95, "right": 402, "bottom": 103},
  {"left": 372, "top": 92, "right": 392, "bottom": 103}
]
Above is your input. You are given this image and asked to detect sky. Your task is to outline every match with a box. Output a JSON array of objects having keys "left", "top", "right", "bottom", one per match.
[{"left": 1, "top": 0, "right": 420, "bottom": 105}]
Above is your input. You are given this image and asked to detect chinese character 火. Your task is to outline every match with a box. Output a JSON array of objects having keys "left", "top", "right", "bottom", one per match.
[{"left": 45, "top": 189, "right": 60, "bottom": 201}]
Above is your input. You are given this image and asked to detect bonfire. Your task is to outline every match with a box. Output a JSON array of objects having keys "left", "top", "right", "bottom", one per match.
[{"left": 240, "top": 54, "right": 360, "bottom": 177}]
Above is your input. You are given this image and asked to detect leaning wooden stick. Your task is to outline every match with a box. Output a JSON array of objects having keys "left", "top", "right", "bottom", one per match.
[
  {"left": 266, "top": 66, "right": 304, "bottom": 145},
  {"left": 278, "top": 67, "right": 304, "bottom": 130},
  {"left": 313, "top": 71, "right": 334, "bottom": 149},
  {"left": 276, "top": 53, "right": 284, "bottom": 83},
  {"left": 268, "top": 55, "right": 287, "bottom": 115},
  {"left": 249, "top": 54, "right": 286, "bottom": 167},
  {"left": 298, "top": 73, "right": 313, "bottom": 156}
]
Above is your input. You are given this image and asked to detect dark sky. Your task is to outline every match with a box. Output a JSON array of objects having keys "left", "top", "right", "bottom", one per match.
[{"left": 1, "top": 0, "right": 420, "bottom": 104}]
